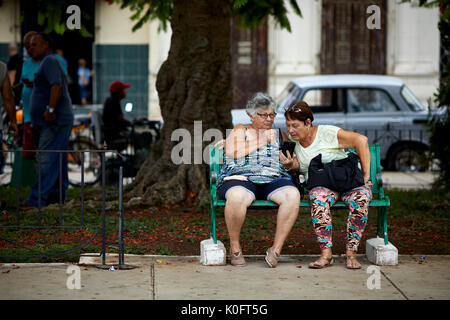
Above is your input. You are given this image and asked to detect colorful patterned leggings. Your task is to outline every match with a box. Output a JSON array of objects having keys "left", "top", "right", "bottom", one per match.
[{"left": 309, "top": 183, "right": 372, "bottom": 252}]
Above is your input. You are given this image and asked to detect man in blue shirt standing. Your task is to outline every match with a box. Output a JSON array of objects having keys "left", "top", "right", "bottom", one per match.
[
  {"left": 24, "top": 33, "right": 74, "bottom": 208},
  {"left": 20, "top": 31, "right": 69, "bottom": 160}
]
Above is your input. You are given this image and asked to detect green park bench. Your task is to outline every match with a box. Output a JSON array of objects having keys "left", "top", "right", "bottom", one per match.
[{"left": 209, "top": 144, "right": 390, "bottom": 247}]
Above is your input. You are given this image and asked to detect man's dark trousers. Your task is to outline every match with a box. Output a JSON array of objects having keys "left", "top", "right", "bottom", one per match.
[{"left": 27, "top": 123, "right": 72, "bottom": 207}]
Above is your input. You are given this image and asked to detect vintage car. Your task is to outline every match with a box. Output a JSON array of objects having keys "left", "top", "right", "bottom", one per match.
[{"left": 231, "top": 74, "right": 435, "bottom": 171}]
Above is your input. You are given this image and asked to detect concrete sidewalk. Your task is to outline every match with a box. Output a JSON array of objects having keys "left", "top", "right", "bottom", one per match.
[
  {"left": 1, "top": 254, "right": 449, "bottom": 300},
  {"left": 381, "top": 171, "right": 438, "bottom": 190}
]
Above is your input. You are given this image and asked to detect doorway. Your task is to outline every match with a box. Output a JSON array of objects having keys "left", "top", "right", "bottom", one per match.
[
  {"left": 321, "top": 0, "right": 386, "bottom": 74},
  {"left": 231, "top": 17, "right": 268, "bottom": 109}
]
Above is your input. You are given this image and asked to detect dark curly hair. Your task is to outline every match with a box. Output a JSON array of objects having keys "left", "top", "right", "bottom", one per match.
[{"left": 284, "top": 101, "right": 314, "bottom": 124}]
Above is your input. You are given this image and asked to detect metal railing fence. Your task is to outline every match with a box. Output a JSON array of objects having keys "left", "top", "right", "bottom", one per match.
[{"left": 0, "top": 149, "right": 128, "bottom": 268}]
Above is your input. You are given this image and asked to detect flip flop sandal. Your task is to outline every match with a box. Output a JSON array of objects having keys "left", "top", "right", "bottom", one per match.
[
  {"left": 308, "top": 256, "right": 334, "bottom": 269},
  {"left": 346, "top": 255, "right": 361, "bottom": 269}
]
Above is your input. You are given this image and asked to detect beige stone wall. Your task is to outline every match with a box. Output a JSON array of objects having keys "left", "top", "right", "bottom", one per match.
[
  {"left": 0, "top": 0, "right": 21, "bottom": 43},
  {"left": 94, "top": 0, "right": 149, "bottom": 45}
]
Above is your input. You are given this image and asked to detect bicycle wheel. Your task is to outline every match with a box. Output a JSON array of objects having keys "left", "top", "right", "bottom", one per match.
[{"left": 68, "top": 137, "right": 101, "bottom": 186}]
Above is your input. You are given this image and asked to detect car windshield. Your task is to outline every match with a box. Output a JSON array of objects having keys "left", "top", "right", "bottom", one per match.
[
  {"left": 401, "top": 85, "right": 425, "bottom": 112},
  {"left": 275, "top": 82, "right": 302, "bottom": 112}
]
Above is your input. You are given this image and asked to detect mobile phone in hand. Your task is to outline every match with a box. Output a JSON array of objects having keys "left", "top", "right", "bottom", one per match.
[{"left": 281, "top": 141, "right": 296, "bottom": 157}]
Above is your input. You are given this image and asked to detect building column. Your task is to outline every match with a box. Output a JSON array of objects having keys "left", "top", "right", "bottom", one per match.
[
  {"left": 386, "top": 0, "right": 440, "bottom": 104},
  {"left": 0, "top": 0, "right": 21, "bottom": 64},
  {"left": 267, "top": 0, "right": 322, "bottom": 98},
  {"left": 148, "top": 20, "right": 171, "bottom": 121}
]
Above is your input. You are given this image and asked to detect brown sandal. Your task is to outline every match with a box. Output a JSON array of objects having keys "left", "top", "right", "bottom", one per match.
[
  {"left": 308, "top": 256, "right": 334, "bottom": 269},
  {"left": 346, "top": 255, "right": 361, "bottom": 269},
  {"left": 230, "top": 251, "right": 246, "bottom": 267}
]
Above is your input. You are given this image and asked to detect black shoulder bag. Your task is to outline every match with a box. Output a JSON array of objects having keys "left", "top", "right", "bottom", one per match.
[{"left": 305, "top": 152, "right": 364, "bottom": 193}]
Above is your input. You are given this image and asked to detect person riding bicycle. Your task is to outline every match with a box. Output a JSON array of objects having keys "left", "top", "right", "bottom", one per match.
[{"left": 102, "top": 80, "right": 131, "bottom": 152}]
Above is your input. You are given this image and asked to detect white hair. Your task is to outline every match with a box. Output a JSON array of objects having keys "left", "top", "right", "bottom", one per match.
[{"left": 245, "top": 92, "right": 276, "bottom": 117}]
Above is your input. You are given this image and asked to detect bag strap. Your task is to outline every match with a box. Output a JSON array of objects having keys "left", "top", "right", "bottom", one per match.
[{"left": 325, "top": 161, "right": 337, "bottom": 190}]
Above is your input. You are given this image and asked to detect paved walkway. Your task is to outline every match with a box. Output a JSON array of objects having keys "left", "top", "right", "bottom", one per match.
[
  {"left": 382, "top": 171, "right": 438, "bottom": 190},
  {"left": 1, "top": 254, "right": 449, "bottom": 300}
]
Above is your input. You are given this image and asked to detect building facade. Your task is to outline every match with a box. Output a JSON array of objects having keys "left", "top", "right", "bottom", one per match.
[
  {"left": 267, "top": 0, "right": 440, "bottom": 107},
  {"left": 0, "top": 0, "right": 441, "bottom": 121}
]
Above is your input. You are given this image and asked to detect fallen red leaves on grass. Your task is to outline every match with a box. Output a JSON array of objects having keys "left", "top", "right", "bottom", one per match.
[{"left": 1, "top": 202, "right": 449, "bottom": 257}]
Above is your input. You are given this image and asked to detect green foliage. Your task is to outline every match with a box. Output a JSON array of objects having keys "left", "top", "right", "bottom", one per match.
[
  {"left": 111, "top": 0, "right": 172, "bottom": 32},
  {"left": 33, "top": 0, "right": 93, "bottom": 37},
  {"left": 0, "top": 247, "right": 82, "bottom": 263},
  {"left": 30, "top": 0, "right": 302, "bottom": 36},
  {"left": 1, "top": 187, "right": 448, "bottom": 261},
  {"left": 231, "top": 0, "right": 302, "bottom": 31},
  {"left": 385, "top": 188, "right": 450, "bottom": 218},
  {"left": 116, "top": 0, "right": 302, "bottom": 32},
  {"left": 428, "top": 107, "right": 450, "bottom": 190},
  {"left": 153, "top": 245, "right": 176, "bottom": 255},
  {"left": 400, "top": 0, "right": 440, "bottom": 8},
  {"left": 124, "top": 244, "right": 148, "bottom": 254},
  {"left": 430, "top": 2, "right": 450, "bottom": 190}
]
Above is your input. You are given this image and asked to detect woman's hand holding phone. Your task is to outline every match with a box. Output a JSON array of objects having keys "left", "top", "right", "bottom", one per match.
[{"left": 279, "top": 147, "right": 299, "bottom": 172}]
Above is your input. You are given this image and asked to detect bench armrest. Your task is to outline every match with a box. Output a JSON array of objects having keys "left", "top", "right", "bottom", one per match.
[{"left": 376, "top": 172, "right": 383, "bottom": 187}]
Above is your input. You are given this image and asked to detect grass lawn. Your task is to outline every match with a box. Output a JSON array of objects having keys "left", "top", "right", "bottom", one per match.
[{"left": 0, "top": 185, "right": 449, "bottom": 263}]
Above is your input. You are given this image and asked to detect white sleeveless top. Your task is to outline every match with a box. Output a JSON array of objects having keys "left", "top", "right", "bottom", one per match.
[{"left": 291, "top": 125, "right": 348, "bottom": 182}]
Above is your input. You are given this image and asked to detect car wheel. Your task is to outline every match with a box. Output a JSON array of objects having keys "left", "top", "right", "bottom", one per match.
[{"left": 387, "top": 143, "right": 429, "bottom": 172}]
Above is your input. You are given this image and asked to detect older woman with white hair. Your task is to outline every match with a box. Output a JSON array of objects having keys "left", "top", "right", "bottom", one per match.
[{"left": 217, "top": 92, "right": 300, "bottom": 268}]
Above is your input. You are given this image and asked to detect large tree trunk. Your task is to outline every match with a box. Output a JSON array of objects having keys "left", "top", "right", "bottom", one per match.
[{"left": 127, "top": 0, "right": 232, "bottom": 206}]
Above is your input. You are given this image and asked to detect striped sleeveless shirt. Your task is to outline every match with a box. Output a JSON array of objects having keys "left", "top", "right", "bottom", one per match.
[{"left": 217, "top": 126, "right": 291, "bottom": 187}]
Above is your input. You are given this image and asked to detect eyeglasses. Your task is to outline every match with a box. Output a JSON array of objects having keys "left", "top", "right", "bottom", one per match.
[{"left": 256, "top": 112, "right": 277, "bottom": 119}]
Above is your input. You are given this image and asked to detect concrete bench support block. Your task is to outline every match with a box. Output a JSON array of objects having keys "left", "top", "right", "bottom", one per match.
[
  {"left": 366, "top": 237, "right": 398, "bottom": 266},
  {"left": 200, "top": 238, "right": 226, "bottom": 266}
]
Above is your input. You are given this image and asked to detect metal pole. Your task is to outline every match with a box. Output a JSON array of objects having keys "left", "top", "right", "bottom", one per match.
[
  {"left": 59, "top": 152, "right": 63, "bottom": 226},
  {"left": 37, "top": 151, "right": 41, "bottom": 226},
  {"left": 15, "top": 150, "right": 20, "bottom": 226},
  {"left": 101, "top": 152, "right": 106, "bottom": 265},
  {"left": 118, "top": 166, "right": 124, "bottom": 266},
  {"left": 81, "top": 151, "right": 85, "bottom": 228}
]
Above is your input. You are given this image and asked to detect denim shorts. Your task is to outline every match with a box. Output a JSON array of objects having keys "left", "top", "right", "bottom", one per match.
[
  {"left": 217, "top": 178, "right": 296, "bottom": 201},
  {"left": 79, "top": 85, "right": 89, "bottom": 99}
]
